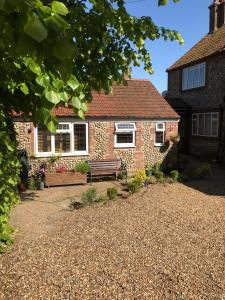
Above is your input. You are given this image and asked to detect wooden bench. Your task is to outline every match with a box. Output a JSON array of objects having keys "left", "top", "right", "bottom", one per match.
[{"left": 87, "top": 159, "right": 125, "bottom": 183}]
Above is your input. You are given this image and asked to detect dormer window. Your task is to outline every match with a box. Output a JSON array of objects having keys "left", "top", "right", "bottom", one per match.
[{"left": 182, "top": 62, "right": 206, "bottom": 91}]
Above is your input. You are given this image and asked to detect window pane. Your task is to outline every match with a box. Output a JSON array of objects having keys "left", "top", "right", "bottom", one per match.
[
  {"left": 198, "top": 114, "right": 204, "bottom": 135},
  {"left": 55, "top": 132, "right": 71, "bottom": 153},
  {"left": 199, "top": 64, "right": 205, "bottom": 86},
  {"left": 192, "top": 119, "right": 197, "bottom": 135},
  {"left": 156, "top": 123, "right": 164, "bottom": 131},
  {"left": 212, "top": 119, "right": 218, "bottom": 137},
  {"left": 117, "top": 123, "right": 135, "bottom": 130},
  {"left": 187, "top": 69, "right": 194, "bottom": 89},
  {"left": 74, "top": 124, "right": 87, "bottom": 151},
  {"left": 205, "top": 113, "right": 211, "bottom": 136},
  {"left": 193, "top": 67, "right": 199, "bottom": 88},
  {"left": 155, "top": 132, "right": 164, "bottom": 145},
  {"left": 182, "top": 69, "right": 188, "bottom": 90},
  {"left": 38, "top": 126, "right": 51, "bottom": 152},
  {"left": 116, "top": 133, "right": 133, "bottom": 144},
  {"left": 57, "top": 123, "right": 70, "bottom": 130}
]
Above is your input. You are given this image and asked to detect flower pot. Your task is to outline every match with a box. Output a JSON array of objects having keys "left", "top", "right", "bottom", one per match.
[
  {"left": 45, "top": 172, "right": 87, "bottom": 187},
  {"left": 35, "top": 179, "right": 44, "bottom": 190}
]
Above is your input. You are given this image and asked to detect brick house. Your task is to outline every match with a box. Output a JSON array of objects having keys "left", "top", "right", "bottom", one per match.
[
  {"left": 166, "top": 0, "right": 225, "bottom": 160},
  {"left": 14, "top": 79, "right": 179, "bottom": 173}
]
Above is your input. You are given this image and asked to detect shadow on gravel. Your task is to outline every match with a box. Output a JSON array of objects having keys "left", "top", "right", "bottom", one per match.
[
  {"left": 182, "top": 166, "right": 225, "bottom": 196},
  {"left": 20, "top": 192, "right": 39, "bottom": 201}
]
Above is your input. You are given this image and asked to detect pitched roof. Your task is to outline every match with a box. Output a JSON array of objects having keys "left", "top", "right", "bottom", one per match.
[
  {"left": 167, "top": 24, "right": 225, "bottom": 71},
  {"left": 54, "top": 79, "right": 179, "bottom": 119}
]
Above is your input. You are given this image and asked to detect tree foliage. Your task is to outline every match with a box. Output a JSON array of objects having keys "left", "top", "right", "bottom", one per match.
[{"left": 0, "top": 0, "right": 182, "bottom": 131}]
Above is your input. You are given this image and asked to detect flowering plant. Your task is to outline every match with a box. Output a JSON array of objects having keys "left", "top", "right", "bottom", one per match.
[{"left": 56, "top": 166, "right": 66, "bottom": 173}]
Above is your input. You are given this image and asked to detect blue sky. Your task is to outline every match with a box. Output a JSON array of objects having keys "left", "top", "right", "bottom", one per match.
[{"left": 125, "top": 0, "right": 212, "bottom": 93}]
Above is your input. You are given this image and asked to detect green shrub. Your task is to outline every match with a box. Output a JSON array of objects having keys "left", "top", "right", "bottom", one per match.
[
  {"left": 170, "top": 170, "right": 179, "bottom": 181},
  {"left": 154, "top": 170, "right": 164, "bottom": 181},
  {"left": 81, "top": 187, "right": 97, "bottom": 204},
  {"left": 134, "top": 169, "right": 146, "bottom": 183},
  {"left": 74, "top": 161, "right": 90, "bottom": 174},
  {"left": 107, "top": 187, "right": 118, "bottom": 200},
  {"left": 199, "top": 163, "right": 212, "bottom": 178},
  {"left": 127, "top": 178, "right": 142, "bottom": 194},
  {"left": 152, "top": 162, "right": 162, "bottom": 173},
  {"left": 187, "top": 163, "right": 212, "bottom": 180},
  {"left": 27, "top": 177, "right": 36, "bottom": 190},
  {"left": 96, "top": 194, "right": 108, "bottom": 203},
  {"left": 146, "top": 176, "right": 157, "bottom": 184},
  {"left": 0, "top": 107, "right": 20, "bottom": 252},
  {"left": 117, "top": 171, "right": 127, "bottom": 180}
]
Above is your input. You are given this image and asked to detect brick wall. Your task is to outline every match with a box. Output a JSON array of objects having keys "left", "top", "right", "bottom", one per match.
[{"left": 14, "top": 119, "right": 178, "bottom": 173}]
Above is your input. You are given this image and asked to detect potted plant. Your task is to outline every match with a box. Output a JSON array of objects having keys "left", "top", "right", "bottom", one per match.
[
  {"left": 45, "top": 162, "right": 88, "bottom": 187},
  {"left": 33, "top": 171, "right": 45, "bottom": 190},
  {"left": 74, "top": 161, "right": 90, "bottom": 174}
]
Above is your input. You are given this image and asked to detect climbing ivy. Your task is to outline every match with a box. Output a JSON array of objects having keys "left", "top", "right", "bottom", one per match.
[{"left": 0, "top": 107, "right": 20, "bottom": 252}]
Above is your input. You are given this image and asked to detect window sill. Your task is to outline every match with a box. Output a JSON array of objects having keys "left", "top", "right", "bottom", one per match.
[
  {"left": 34, "top": 152, "right": 89, "bottom": 158},
  {"left": 154, "top": 143, "right": 165, "bottom": 147},
  {"left": 181, "top": 86, "right": 205, "bottom": 93},
  {"left": 114, "top": 145, "right": 136, "bottom": 149}
]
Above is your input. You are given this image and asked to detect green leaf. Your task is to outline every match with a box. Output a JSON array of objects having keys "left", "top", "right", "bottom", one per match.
[
  {"left": 78, "top": 109, "right": 85, "bottom": 120},
  {"left": 60, "top": 91, "right": 69, "bottom": 102},
  {"left": 20, "top": 83, "right": 29, "bottom": 95},
  {"left": 36, "top": 74, "right": 50, "bottom": 88},
  {"left": 24, "top": 14, "right": 48, "bottom": 42},
  {"left": 28, "top": 62, "right": 41, "bottom": 75},
  {"left": 81, "top": 102, "right": 88, "bottom": 112},
  {"left": 45, "top": 90, "right": 61, "bottom": 104},
  {"left": 71, "top": 96, "right": 81, "bottom": 109},
  {"left": 14, "top": 62, "right": 21, "bottom": 69},
  {"left": 51, "top": 1, "right": 69, "bottom": 16},
  {"left": 158, "top": 0, "right": 168, "bottom": 5},
  {"left": 53, "top": 39, "right": 76, "bottom": 60},
  {"left": 52, "top": 79, "right": 63, "bottom": 90},
  {"left": 47, "top": 119, "right": 57, "bottom": 133},
  {"left": 67, "top": 76, "right": 79, "bottom": 91},
  {"left": 0, "top": 0, "right": 5, "bottom": 10}
]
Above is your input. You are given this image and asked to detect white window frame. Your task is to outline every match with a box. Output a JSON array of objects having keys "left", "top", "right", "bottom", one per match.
[
  {"left": 114, "top": 122, "right": 136, "bottom": 148},
  {"left": 155, "top": 122, "right": 165, "bottom": 146},
  {"left": 34, "top": 122, "right": 89, "bottom": 157},
  {"left": 182, "top": 62, "right": 206, "bottom": 91},
  {"left": 192, "top": 112, "right": 219, "bottom": 137}
]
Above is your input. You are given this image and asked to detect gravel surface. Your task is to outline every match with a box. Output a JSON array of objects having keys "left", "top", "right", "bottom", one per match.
[{"left": 0, "top": 172, "right": 225, "bottom": 299}]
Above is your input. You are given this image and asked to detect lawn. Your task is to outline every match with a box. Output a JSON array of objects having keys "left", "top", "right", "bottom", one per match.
[{"left": 0, "top": 170, "right": 224, "bottom": 300}]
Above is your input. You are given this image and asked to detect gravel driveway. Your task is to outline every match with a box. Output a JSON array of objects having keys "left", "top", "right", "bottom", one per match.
[{"left": 0, "top": 171, "right": 225, "bottom": 299}]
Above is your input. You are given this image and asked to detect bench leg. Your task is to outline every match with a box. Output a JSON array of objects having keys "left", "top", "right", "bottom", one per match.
[{"left": 90, "top": 173, "right": 92, "bottom": 186}]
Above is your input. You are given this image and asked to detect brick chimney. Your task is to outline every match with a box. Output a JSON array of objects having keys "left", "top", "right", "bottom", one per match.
[{"left": 209, "top": 0, "right": 225, "bottom": 32}]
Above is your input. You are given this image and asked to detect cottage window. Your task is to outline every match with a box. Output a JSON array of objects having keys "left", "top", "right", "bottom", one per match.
[
  {"left": 155, "top": 123, "right": 165, "bottom": 146},
  {"left": 182, "top": 63, "right": 205, "bottom": 91},
  {"left": 114, "top": 122, "right": 136, "bottom": 148},
  {"left": 35, "top": 122, "right": 88, "bottom": 157},
  {"left": 192, "top": 113, "right": 219, "bottom": 137}
]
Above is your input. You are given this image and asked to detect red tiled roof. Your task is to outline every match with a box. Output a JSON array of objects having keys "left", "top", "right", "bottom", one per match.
[
  {"left": 167, "top": 24, "right": 225, "bottom": 71},
  {"left": 54, "top": 79, "right": 179, "bottom": 119}
]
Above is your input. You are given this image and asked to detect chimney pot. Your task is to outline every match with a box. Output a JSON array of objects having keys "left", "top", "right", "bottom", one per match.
[{"left": 209, "top": 0, "right": 225, "bottom": 32}]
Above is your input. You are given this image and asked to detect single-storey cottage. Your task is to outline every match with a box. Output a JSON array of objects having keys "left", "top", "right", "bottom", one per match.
[{"left": 14, "top": 78, "right": 179, "bottom": 173}]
